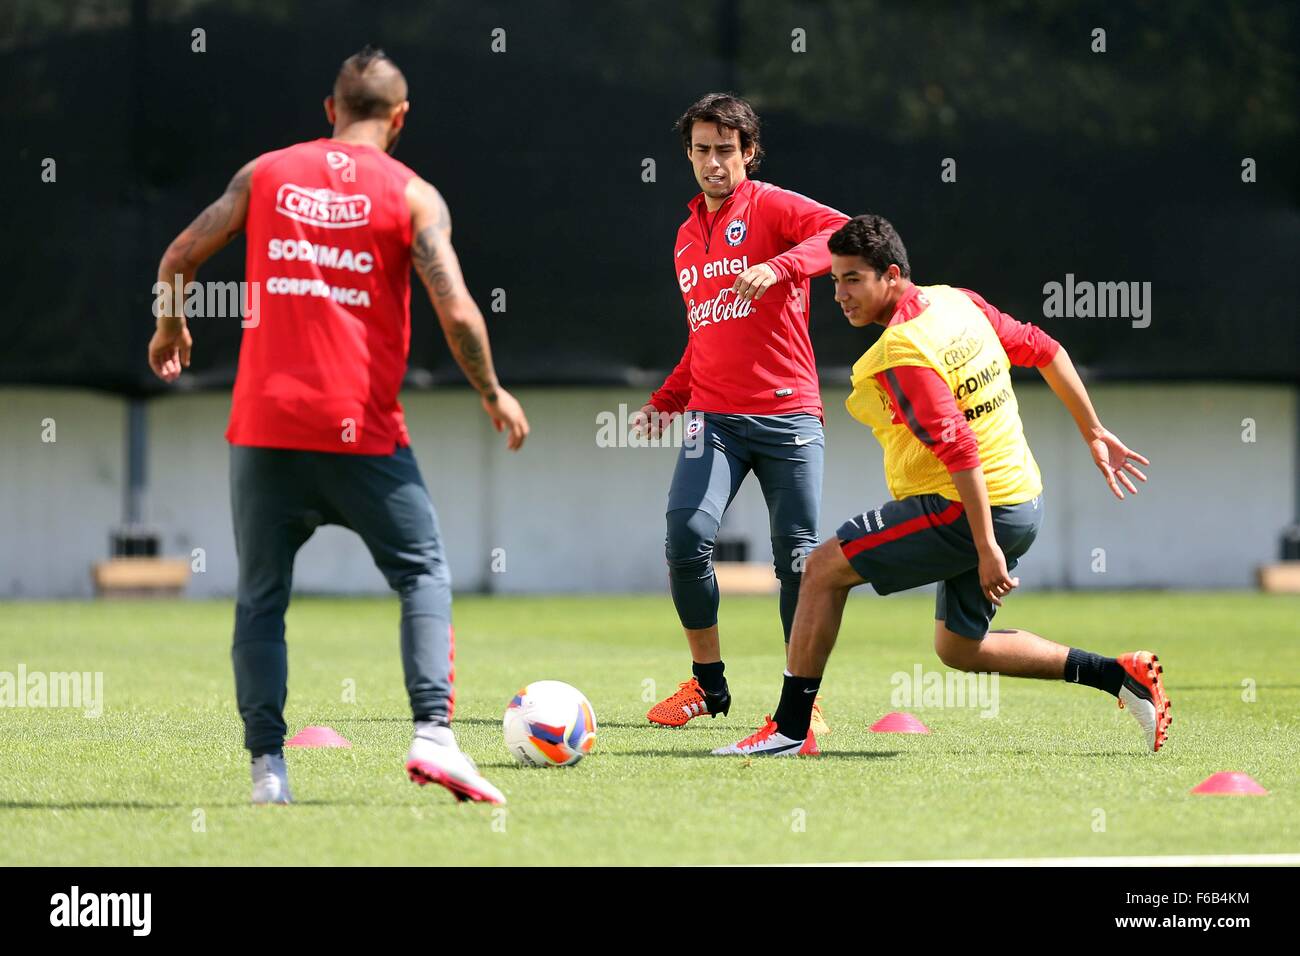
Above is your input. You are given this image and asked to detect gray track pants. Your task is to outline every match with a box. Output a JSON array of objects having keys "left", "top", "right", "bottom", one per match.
[{"left": 229, "top": 444, "right": 453, "bottom": 755}]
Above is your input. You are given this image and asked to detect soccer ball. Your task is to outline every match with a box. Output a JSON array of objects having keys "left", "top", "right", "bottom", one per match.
[{"left": 503, "top": 680, "right": 597, "bottom": 767}]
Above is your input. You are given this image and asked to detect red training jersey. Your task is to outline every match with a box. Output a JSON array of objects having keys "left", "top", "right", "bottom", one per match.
[
  {"left": 227, "top": 138, "right": 417, "bottom": 454},
  {"left": 649, "top": 179, "right": 848, "bottom": 418}
]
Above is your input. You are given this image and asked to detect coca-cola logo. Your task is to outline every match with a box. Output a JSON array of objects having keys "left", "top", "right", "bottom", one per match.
[
  {"left": 687, "top": 288, "right": 754, "bottom": 332},
  {"left": 275, "top": 183, "right": 371, "bottom": 229}
]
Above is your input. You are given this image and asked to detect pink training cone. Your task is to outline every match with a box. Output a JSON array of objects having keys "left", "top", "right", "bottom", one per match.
[
  {"left": 1190, "top": 772, "right": 1267, "bottom": 796},
  {"left": 869, "top": 711, "right": 931, "bottom": 734},
  {"left": 286, "top": 725, "right": 352, "bottom": 748}
]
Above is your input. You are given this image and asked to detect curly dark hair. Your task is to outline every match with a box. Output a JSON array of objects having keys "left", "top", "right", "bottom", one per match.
[
  {"left": 828, "top": 215, "right": 911, "bottom": 278},
  {"left": 675, "top": 93, "right": 765, "bottom": 173}
]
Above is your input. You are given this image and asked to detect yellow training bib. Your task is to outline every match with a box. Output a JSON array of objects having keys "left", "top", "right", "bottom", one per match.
[{"left": 846, "top": 285, "right": 1043, "bottom": 505}]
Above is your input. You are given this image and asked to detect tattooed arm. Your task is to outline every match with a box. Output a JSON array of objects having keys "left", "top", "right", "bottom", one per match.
[
  {"left": 149, "top": 159, "right": 255, "bottom": 382},
  {"left": 407, "top": 176, "right": 529, "bottom": 449}
]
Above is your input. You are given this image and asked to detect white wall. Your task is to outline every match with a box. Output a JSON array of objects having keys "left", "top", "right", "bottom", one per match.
[
  {"left": 0, "top": 383, "right": 1293, "bottom": 598},
  {"left": 707, "top": 382, "right": 1295, "bottom": 592},
  {"left": 0, "top": 390, "right": 125, "bottom": 597}
]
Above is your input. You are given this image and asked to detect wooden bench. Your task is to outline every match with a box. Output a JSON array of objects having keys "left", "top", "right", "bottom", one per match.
[
  {"left": 714, "top": 561, "right": 779, "bottom": 595},
  {"left": 92, "top": 558, "right": 191, "bottom": 597},
  {"left": 1257, "top": 562, "right": 1300, "bottom": 594}
]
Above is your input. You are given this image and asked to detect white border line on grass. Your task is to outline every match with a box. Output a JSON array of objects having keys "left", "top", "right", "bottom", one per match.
[{"left": 784, "top": 853, "right": 1300, "bottom": 867}]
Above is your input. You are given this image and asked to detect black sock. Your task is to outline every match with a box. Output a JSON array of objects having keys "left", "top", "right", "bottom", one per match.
[
  {"left": 772, "top": 672, "right": 821, "bottom": 739},
  {"left": 692, "top": 660, "right": 728, "bottom": 697},
  {"left": 250, "top": 747, "right": 283, "bottom": 760},
  {"left": 1065, "top": 648, "right": 1125, "bottom": 696}
]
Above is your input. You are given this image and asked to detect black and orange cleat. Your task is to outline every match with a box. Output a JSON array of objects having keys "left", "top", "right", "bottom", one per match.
[
  {"left": 647, "top": 677, "right": 730, "bottom": 727},
  {"left": 1116, "top": 651, "right": 1172, "bottom": 752}
]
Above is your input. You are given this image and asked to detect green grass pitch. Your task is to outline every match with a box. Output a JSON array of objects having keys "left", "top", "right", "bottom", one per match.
[{"left": 2, "top": 592, "right": 1297, "bottom": 865}]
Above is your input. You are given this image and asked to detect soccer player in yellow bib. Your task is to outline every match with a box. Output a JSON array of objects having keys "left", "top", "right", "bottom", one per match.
[{"left": 713, "top": 215, "right": 1171, "bottom": 757}]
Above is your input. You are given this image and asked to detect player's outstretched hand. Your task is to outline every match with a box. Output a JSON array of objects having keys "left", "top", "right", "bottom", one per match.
[
  {"left": 731, "top": 262, "right": 778, "bottom": 301},
  {"left": 1087, "top": 426, "right": 1149, "bottom": 500},
  {"left": 630, "top": 403, "right": 672, "bottom": 439},
  {"left": 978, "top": 544, "right": 1019, "bottom": 607},
  {"left": 484, "top": 388, "right": 529, "bottom": 451},
  {"left": 148, "top": 322, "right": 192, "bottom": 383}
]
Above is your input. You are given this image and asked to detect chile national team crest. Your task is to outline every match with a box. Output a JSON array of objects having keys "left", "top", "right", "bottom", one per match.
[{"left": 724, "top": 217, "right": 747, "bottom": 246}]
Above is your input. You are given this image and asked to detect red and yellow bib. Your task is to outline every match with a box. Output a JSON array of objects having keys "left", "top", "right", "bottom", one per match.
[{"left": 847, "top": 285, "right": 1042, "bottom": 505}]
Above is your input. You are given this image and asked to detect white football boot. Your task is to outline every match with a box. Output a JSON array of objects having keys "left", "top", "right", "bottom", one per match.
[
  {"left": 250, "top": 753, "right": 293, "bottom": 805},
  {"left": 712, "top": 715, "right": 820, "bottom": 756},
  {"left": 406, "top": 722, "right": 506, "bottom": 805}
]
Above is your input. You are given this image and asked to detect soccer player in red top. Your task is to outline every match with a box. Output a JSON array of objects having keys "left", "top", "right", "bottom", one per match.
[
  {"left": 634, "top": 94, "right": 848, "bottom": 729},
  {"left": 148, "top": 47, "right": 528, "bottom": 805}
]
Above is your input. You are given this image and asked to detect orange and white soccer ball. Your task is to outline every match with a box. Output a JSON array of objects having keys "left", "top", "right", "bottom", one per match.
[{"left": 503, "top": 680, "right": 597, "bottom": 767}]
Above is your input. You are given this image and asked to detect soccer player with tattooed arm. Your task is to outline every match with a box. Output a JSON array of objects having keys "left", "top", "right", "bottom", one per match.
[
  {"left": 148, "top": 47, "right": 527, "bottom": 805},
  {"left": 714, "top": 214, "right": 1170, "bottom": 758}
]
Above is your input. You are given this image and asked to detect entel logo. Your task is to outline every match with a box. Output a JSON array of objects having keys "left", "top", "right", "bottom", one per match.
[
  {"left": 678, "top": 265, "right": 698, "bottom": 294},
  {"left": 678, "top": 254, "right": 750, "bottom": 294}
]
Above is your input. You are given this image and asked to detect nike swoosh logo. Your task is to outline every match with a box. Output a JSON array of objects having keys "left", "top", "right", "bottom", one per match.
[
  {"left": 758, "top": 741, "right": 801, "bottom": 754},
  {"left": 676, "top": 242, "right": 694, "bottom": 258},
  {"left": 803, "top": 687, "right": 819, "bottom": 694},
  {"left": 793, "top": 435, "right": 815, "bottom": 446},
  {"left": 1073, "top": 666, "right": 1081, "bottom": 683}
]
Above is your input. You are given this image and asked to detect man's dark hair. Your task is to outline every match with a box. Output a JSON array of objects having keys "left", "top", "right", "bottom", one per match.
[
  {"left": 675, "top": 93, "right": 765, "bottom": 173},
  {"left": 333, "top": 45, "right": 408, "bottom": 120},
  {"left": 828, "top": 215, "right": 911, "bottom": 278}
]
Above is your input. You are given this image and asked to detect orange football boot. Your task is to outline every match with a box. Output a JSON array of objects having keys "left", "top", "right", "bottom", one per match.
[
  {"left": 1116, "top": 651, "right": 1172, "bottom": 752},
  {"left": 647, "top": 677, "right": 730, "bottom": 727},
  {"left": 809, "top": 695, "right": 830, "bottom": 736}
]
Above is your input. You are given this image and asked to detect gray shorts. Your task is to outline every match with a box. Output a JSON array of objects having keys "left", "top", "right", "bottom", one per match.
[{"left": 836, "top": 493, "right": 1043, "bottom": 639}]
